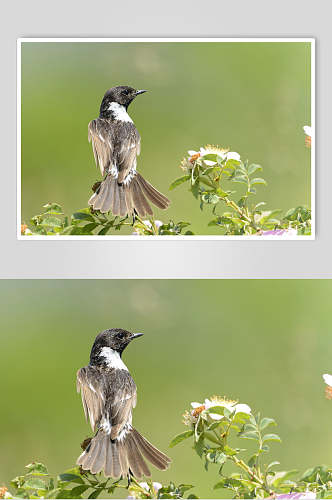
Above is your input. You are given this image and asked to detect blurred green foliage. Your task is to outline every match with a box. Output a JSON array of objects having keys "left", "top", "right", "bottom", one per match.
[
  {"left": 0, "top": 280, "right": 331, "bottom": 498},
  {"left": 21, "top": 42, "right": 311, "bottom": 235}
]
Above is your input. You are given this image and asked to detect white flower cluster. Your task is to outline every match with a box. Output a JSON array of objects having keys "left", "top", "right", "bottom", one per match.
[
  {"left": 188, "top": 146, "right": 241, "bottom": 166},
  {"left": 190, "top": 396, "right": 251, "bottom": 421}
]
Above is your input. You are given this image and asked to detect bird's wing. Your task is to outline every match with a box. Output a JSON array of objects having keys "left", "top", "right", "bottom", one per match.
[
  {"left": 76, "top": 365, "right": 108, "bottom": 432},
  {"left": 115, "top": 122, "right": 141, "bottom": 184},
  {"left": 88, "top": 119, "right": 115, "bottom": 176},
  {"left": 106, "top": 369, "right": 137, "bottom": 440}
]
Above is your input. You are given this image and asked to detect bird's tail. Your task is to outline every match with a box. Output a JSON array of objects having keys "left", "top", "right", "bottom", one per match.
[
  {"left": 88, "top": 173, "right": 170, "bottom": 217},
  {"left": 77, "top": 427, "right": 171, "bottom": 478}
]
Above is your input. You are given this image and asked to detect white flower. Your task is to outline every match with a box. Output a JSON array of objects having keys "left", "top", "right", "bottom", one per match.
[
  {"left": 303, "top": 126, "right": 312, "bottom": 137},
  {"left": 188, "top": 146, "right": 240, "bottom": 166},
  {"left": 132, "top": 220, "right": 163, "bottom": 235},
  {"left": 323, "top": 373, "right": 332, "bottom": 386},
  {"left": 139, "top": 482, "right": 162, "bottom": 492},
  {"left": 322, "top": 374, "right": 332, "bottom": 400},
  {"left": 191, "top": 397, "right": 251, "bottom": 421}
]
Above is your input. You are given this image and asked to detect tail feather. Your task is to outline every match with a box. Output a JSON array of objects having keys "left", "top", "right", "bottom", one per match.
[
  {"left": 90, "top": 439, "right": 103, "bottom": 474},
  {"left": 104, "top": 438, "right": 112, "bottom": 477},
  {"left": 92, "top": 181, "right": 108, "bottom": 211},
  {"left": 126, "top": 433, "right": 151, "bottom": 478},
  {"left": 88, "top": 172, "right": 170, "bottom": 216},
  {"left": 101, "top": 177, "right": 115, "bottom": 213},
  {"left": 112, "top": 179, "right": 121, "bottom": 216},
  {"left": 136, "top": 173, "right": 170, "bottom": 209},
  {"left": 131, "top": 179, "right": 153, "bottom": 217},
  {"left": 118, "top": 186, "right": 127, "bottom": 217},
  {"left": 77, "top": 427, "right": 171, "bottom": 479},
  {"left": 132, "top": 429, "right": 171, "bottom": 470},
  {"left": 91, "top": 435, "right": 107, "bottom": 474}
]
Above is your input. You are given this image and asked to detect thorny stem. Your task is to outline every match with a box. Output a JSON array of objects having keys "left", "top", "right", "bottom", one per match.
[
  {"left": 196, "top": 170, "right": 256, "bottom": 229},
  {"left": 230, "top": 456, "right": 273, "bottom": 496}
]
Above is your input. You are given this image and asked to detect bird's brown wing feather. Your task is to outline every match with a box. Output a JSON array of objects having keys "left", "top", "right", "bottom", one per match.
[
  {"left": 77, "top": 365, "right": 137, "bottom": 439},
  {"left": 115, "top": 123, "right": 141, "bottom": 184},
  {"left": 76, "top": 365, "right": 107, "bottom": 432},
  {"left": 107, "top": 370, "right": 137, "bottom": 440},
  {"left": 88, "top": 119, "right": 141, "bottom": 184},
  {"left": 88, "top": 119, "right": 115, "bottom": 176}
]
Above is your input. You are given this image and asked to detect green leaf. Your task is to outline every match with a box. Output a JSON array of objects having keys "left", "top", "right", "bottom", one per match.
[
  {"left": 26, "top": 463, "right": 48, "bottom": 475},
  {"left": 169, "top": 430, "right": 194, "bottom": 448},
  {"left": 240, "top": 430, "right": 259, "bottom": 440},
  {"left": 263, "top": 433, "right": 281, "bottom": 443},
  {"left": 72, "top": 212, "right": 95, "bottom": 222},
  {"left": 201, "top": 193, "right": 219, "bottom": 204},
  {"left": 207, "top": 421, "right": 223, "bottom": 431},
  {"left": 300, "top": 465, "right": 330, "bottom": 483},
  {"left": 70, "top": 485, "right": 91, "bottom": 496},
  {"left": 267, "top": 461, "right": 280, "bottom": 471},
  {"left": 232, "top": 175, "right": 248, "bottom": 184},
  {"left": 24, "top": 477, "right": 47, "bottom": 489},
  {"left": 248, "top": 454, "right": 258, "bottom": 467},
  {"left": 169, "top": 175, "right": 191, "bottom": 190},
  {"left": 248, "top": 164, "right": 262, "bottom": 175},
  {"left": 225, "top": 158, "right": 241, "bottom": 169},
  {"left": 80, "top": 223, "right": 99, "bottom": 234},
  {"left": 223, "top": 445, "right": 238, "bottom": 456},
  {"left": 194, "top": 434, "right": 205, "bottom": 457},
  {"left": 259, "top": 418, "right": 277, "bottom": 431},
  {"left": 43, "top": 203, "right": 63, "bottom": 214},
  {"left": 206, "top": 450, "right": 226, "bottom": 464},
  {"left": 98, "top": 226, "right": 111, "bottom": 235},
  {"left": 40, "top": 216, "right": 63, "bottom": 228},
  {"left": 251, "top": 177, "right": 267, "bottom": 185},
  {"left": 58, "top": 473, "right": 84, "bottom": 484},
  {"left": 190, "top": 180, "right": 200, "bottom": 199},
  {"left": 55, "top": 489, "right": 78, "bottom": 498},
  {"left": 272, "top": 470, "right": 298, "bottom": 487},
  {"left": 206, "top": 406, "right": 225, "bottom": 416},
  {"left": 88, "top": 489, "right": 103, "bottom": 498}
]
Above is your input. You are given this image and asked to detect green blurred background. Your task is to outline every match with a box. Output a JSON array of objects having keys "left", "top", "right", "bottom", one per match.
[
  {"left": 1, "top": 280, "right": 331, "bottom": 498},
  {"left": 21, "top": 42, "right": 311, "bottom": 234}
]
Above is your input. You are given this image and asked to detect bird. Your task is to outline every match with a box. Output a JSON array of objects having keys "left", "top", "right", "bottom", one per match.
[
  {"left": 87, "top": 86, "right": 170, "bottom": 217},
  {"left": 76, "top": 328, "right": 171, "bottom": 479}
]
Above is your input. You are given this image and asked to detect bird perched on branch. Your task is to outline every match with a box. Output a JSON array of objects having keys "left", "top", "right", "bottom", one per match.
[
  {"left": 87, "top": 86, "right": 170, "bottom": 217},
  {"left": 76, "top": 328, "right": 171, "bottom": 479}
]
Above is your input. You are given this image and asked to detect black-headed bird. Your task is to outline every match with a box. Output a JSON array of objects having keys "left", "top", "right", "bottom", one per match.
[
  {"left": 76, "top": 328, "right": 171, "bottom": 479},
  {"left": 88, "top": 86, "right": 170, "bottom": 217}
]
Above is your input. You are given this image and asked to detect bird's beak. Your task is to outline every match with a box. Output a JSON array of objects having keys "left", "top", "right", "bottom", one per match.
[
  {"left": 131, "top": 332, "right": 144, "bottom": 339},
  {"left": 135, "top": 90, "right": 147, "bottom": 95}
]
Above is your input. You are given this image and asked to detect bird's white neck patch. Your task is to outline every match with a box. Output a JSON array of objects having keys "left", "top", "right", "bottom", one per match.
[
  {"left": 99, "top": 346, "right": 128, "bottom": 371},
  {"left": 108, "top": 102, "right": 133, "bottom": 123}
]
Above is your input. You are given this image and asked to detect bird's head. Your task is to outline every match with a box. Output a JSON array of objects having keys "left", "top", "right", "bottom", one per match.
[
  {"left": 90, "top": 328, "right": 143, "bottom": 363},
  {"left": 100, "top": 86, "right": 147, "bottom": 114}
]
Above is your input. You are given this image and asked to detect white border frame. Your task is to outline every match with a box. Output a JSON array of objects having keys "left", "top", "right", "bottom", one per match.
[{"left": 17, "top": 37, "right": 315, "bottom": 241}]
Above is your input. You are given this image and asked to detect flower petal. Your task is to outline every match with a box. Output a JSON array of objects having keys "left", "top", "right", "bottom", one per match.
[
  {"left": 209, "top": 413, "right": 223, "bottom": 420},
  {"left": 226, "top": 152, "right": 241, "bottom": 161},
  {"left": 234, "top": 404, "right": 251, "bottom": 414},
  {"left": 323, "top": 373, "right": 332, "bottom": 386},
  {"left": 204, "top": 159, "right": 217, "bottom": 166},
  {"left": 303, "top": 126, "right": 312, "bottom": 137},
  {"left": 191, "top": 402, "right": 203, "bottom": 408}
]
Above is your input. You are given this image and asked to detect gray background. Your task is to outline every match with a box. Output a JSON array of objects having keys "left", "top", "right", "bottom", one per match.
[{"left": 1, "top": 0, "right": 330, "bottom": 278}]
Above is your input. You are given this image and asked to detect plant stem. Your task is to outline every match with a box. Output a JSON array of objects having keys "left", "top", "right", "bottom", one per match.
[{"left": 231, "top": 456, "right": 273, "bottom": 496}]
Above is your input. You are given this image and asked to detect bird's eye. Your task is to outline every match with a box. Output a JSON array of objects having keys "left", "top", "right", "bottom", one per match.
[
  {"left": 123, "top": 89, "right": 130, "bottom": 95},
  {"left": 117, "top": 332, "right": 125, "bottom": 339}
]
